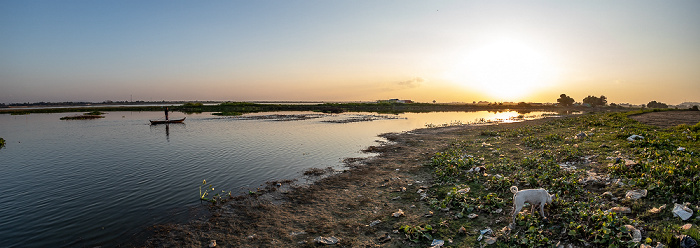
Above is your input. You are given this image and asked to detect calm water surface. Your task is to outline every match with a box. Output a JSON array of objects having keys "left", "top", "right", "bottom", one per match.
[{"left": 0, "top": 110, "right": 551, "bottom": 247}]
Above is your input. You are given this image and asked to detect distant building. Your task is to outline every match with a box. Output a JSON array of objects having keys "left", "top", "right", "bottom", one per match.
[{"left": 378, "top": 99, "right": 413, "bottom": 103}]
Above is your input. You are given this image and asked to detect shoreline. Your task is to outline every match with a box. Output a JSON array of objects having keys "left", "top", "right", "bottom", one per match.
[
  {"left": 141, "top": 110, "right": 700, "bottom": 247},
  {"left": 141, "top": 116, "right": 568, "bottom": 247}
]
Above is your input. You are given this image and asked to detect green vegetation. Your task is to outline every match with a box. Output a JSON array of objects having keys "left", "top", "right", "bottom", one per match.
[
  {"left": 0, "top": 101, "right": 606, "bottom": 116},
  {"left": 199, "top": 179, "right": 231, "bottom": 203},
  {"left": 0, "top": 138, "right": 5, "bottom": 149},
  {"left": 582, "top": 95, "right": 608, "bottom": 106},
  {"left": 557, "top": 94, "right": 575, "bottom": 106},
  {"left": 86, "top": 110, "right": 104, "bottom": 115},
  {"left": 647, "top": 101, "right": 669, "bottom": 109},
  {"left": 418, "top": 110, "right": 699, "bottom": 247}
]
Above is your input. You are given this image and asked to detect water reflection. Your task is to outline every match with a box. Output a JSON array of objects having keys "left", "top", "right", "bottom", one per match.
[{"left": 0, "top": 110, "right": 560, "bottom": 247}]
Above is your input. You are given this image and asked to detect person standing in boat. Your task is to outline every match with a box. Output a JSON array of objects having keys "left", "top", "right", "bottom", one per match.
[{"left": 164, "top": 107, "right": 169, "bottom": 120}]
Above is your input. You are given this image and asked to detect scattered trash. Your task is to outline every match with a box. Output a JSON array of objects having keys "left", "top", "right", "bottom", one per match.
[
  {"left": 576, "top": 132, "right": 587, "bottom": 138},
  {"left": 208, "top": 240, "right": 217, "bottom": 248},
  {"left": 423, "top": 211, "right": 433, "bottom": 218},
  {"left": 625, "top": 189, "right": 648, "bottom": 200},
  {"left": 391, "top": 196, "right": 401, "bottom": 200},
  {"left": 290, "top": 231, "right": 307, "bottom": 236},
  {"left": 485, "top": 236, "right": 497, "bottom": 245},
  {"left": 624, "top": 225, "right": 642, "bottom": 243},
  {"left": 392, "top": 209, "right": 404, "bottom": 218},
  {"left": 377, "top": 233, "right": 391, "bottom": 243},
  {"left": 649, "top": 204, "right": 667, "bottom": 214},
  {"left": 314, "top": 236, "right": 339, "bottom": 245},
  {"left": 458, "top": 226, "right": 467, "bottom": 234},
  {"left": 467, "top": 213, "right": 478, "bottom": 219},
  {"left": 609, "top": 207, "right": 632, "bottom": 214},
  {"left": 457, "top": 187, "right": 470, "bottom": 194},
  {"left": 477, "top": 228, "right": 492, "bottom": 241},
  {"left": 678, "top": 147, "right": 686, "bottom": 151},
  {"left": 627, "top": 135, "right": 644, "bottom": 141},
  {"left": 494, "top": 208, "right": 503, "bottom": 214},
  {"left": 467, "top": 166, "right": 486, "bottom": 173},
  {"left": 681, "top": 235, "right": 697, "bottom": 248},
  {"left": 682, "top": 224, "right": 693, "bottom": 230},
  {"left": 246, "top": 234, "right": 256, "bottom": 239},
  {"left": 369, "top": 220, "right": 382, "bottom": 227},
  {"left": 673, "top": 203, "right": 694, "bottom": 221},
  {"left": 430, "top": 239, "right": 445, "bottom": 247}
]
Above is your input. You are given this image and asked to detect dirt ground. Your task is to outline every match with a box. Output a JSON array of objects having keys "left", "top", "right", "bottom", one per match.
[
  {"left": 629, "top": 110, "right": 700, "bottom": 128},
  {"left": 142, "top": 111, "right": 700, "bottom": 248}
]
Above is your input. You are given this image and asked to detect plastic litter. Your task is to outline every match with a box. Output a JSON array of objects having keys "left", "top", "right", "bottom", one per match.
[
  {"left": 467, "top": 213, "right": 478, "bottom": 219},
  {"left": 624, "top": 225, "right": 642, "bottom": 243},
  {"left": 625, "top": 189, "right": 647, "bottom": 200},
  {"left": 627, "top": 135, "right": 644, "bottom": 141},
  {"left": 314, "top": 236, "right": 339, "bottom": 245},
  {"left": 377, "top": 233, "right": 391, "bottom": 243},
  {"left": 681, "top": 235, "right": 697, "bottom": 248},
  {"left": 648, "top": 204, "right": 666, "bottom": 214},
  {"left": 457, "top": 187, "right": 470, "bottom": 194},
  {"left": 477, "top": 228, "right": 492, "bottom": 241},
  {"left": 430, "top": 239, "right": 445, "bottom": 247},
  {"left": 609, "top": 207, "right": 632, "bottom": 214},
  {"left": 673, "top": 203, "right": 694, "bottom": 221},
  {"left": 208, "top": 240, "right": 217, "bottom": 248},
  {"left": 678, "top": 147, "right": 687, "bottom": 151},
  {"left": 369, "top": 220, "right": 381, "bottom": 227},
  {"left": 485, "top": 236, "right": 497, "bottom": 245},
  {"left": 392, "top": 209, "right": 404, "bottom": 218}
]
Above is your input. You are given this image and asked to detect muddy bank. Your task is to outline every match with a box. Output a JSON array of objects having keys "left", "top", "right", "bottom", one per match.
[
  {"left": 142, "top": 110, "right": 700, "bottom": 247},
  {"left": 142, "top": 117, "right": 562, "bottom": 247}
]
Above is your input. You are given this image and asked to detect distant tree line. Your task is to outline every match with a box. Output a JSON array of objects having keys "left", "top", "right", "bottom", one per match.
[{"left": 646, "top": 101, "right": 668, "bottom": 109}]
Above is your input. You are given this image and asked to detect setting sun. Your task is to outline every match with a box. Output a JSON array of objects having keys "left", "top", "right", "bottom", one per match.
[{"left": 446, "top": 37, "right": 560, "bottom": 101}]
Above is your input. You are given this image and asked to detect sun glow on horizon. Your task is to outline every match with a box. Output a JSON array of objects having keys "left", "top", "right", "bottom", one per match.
[{"left": 445, "top": 37, "right": 561, "bottom": 101}]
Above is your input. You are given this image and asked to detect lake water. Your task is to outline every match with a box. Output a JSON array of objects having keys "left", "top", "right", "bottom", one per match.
[{"left": 0, "top": 110, "right": 552, "bottom": 247}]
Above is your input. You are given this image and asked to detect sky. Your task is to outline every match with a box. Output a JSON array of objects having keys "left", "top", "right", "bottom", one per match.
[{"left": 1, "top": 1, "right": 699, "bottom": 105}]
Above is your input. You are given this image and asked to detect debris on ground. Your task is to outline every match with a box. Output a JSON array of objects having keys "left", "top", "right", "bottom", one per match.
[
  {"left": 314, "top": 236, "right": 339, "bottom": 245},
  {"left": 392, "top": 209, "right": 404, "bottom": 218},
  {"left": 377, "top": 233, "right": 391, "bottom": 243},
  {"left": 467, "top": 213, "right": 478, "bottom": 219},
  {"left": 430, "top": 239, "right": 445, "bottom": 247},
  {"left": 369, "top": 220, "right": 381, "bottom": 227},
  {"left": 484, "top": 236, "right": 497, "bottom": 245},
  {"left": 624, "top": 225, "right": 642, "bottom": 243},
  {"left": 477, "top": 228, "right": 492, "bottom": 241},
  {"left": 627, "top": 135, "right": 644, "bottom": 141},
  {"left": 208, "top": 240, "right": 216, "bottom": 247},
  {"left": 625, "top": 189, "right": 648, "bottom": 200},
  {"left": 681, "top": 235, "right": 697, "bottom": 248},
  {"left": 673, "top": 203, "right": 694, "bottom": 220},
  {"left": 648, "top": 204, "right": 666, "bottom": 214},
  {"left": 609, "top": 206, "right": 632, "bottom": 214}
]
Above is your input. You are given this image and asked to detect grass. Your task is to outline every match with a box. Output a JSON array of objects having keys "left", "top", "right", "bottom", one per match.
[
  {"left": 418, "top": 110, "right": 699, "bottom": 247},
  {"left": 0, "top": 137, "right": 5, "bottom": 149}
]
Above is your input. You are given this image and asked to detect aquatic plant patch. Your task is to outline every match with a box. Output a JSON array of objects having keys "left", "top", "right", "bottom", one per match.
[{"left": 421, "top": 110, "right": 700, "bottom": 247}]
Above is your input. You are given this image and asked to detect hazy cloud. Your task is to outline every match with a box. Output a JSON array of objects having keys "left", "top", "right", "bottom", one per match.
[{"left": 398, "top": 77, "right": 424, "bottom": 88}]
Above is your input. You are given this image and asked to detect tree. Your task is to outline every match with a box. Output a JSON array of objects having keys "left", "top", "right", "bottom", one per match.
[
  {"left": 647, "top": 101, "right": 668, "bottom": 109},
  {"left": 557, "top": 94, "right": 575, "bottom": 106},
  {"left": 582, "top": 95, "right": 608, "bottom": 106}
]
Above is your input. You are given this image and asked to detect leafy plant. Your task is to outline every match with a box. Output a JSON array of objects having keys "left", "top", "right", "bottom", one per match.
[
  {"left": 199, "top": 179, "right": 231, "bottom": 203},
  {"left": 400, "top": 224, "right": 433, "bottom": 243}
]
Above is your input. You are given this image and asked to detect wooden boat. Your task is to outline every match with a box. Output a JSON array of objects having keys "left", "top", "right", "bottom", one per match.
[
  {"left": 150, "top": 107, "right": 185, "bottom": 124},
  {"left": 149, "top": 117, "right": 185, "bottom": 125}
]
